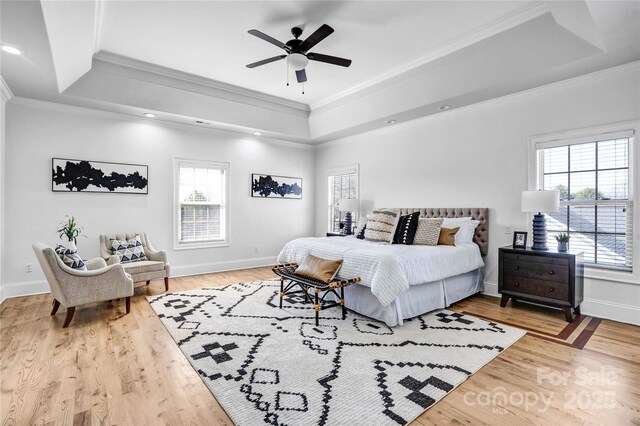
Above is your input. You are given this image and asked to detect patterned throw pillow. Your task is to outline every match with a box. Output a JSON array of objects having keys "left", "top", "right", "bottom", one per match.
[
  {"left": 393, "top": 212, "right": 421, "bottom": 245},
  {"left": 413, "top": 218, "right": 444, "bottom": 245},
  {"left": 364, "top": 209, "right": 401, "bottom": 244},
  {"left": 111, "top": 234, "right": 147, "bottom": 263},
  {"left": 55, "top": 244, "right": 87, "bottom": 271},
  {"left": 356, "top": 224, "right": 366, "bottom": 240}
]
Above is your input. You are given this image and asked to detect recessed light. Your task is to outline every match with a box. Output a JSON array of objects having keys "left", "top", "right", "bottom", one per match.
[
  {"left": 437, "top": 105, "right": 451, "bottom": 111},
  {"left": 1, "top": 44, "right": 22, "bottom": 55},
  {"left": 386, "top": 120, "right": 397, "bottom": 124},
  {"left": 253, "top": 132, "right": 262, "bottom": 136},
  {"left": 143, "top": 113, "right": 156, "bottom": 118}
]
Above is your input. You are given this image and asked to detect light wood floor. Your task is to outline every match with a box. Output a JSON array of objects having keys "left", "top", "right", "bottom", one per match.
[{"left": 1, "top": 267, "right": 639, "bottom": 425}]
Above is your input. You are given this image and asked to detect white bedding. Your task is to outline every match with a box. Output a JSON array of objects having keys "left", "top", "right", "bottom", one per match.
[{"left": 277, "top": 236, "right": 485, "bottom": 307}]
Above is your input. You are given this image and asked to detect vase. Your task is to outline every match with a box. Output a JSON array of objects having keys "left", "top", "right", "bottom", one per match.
[{"left": 557, "top": 241, "right": 568, "bottom": 252}]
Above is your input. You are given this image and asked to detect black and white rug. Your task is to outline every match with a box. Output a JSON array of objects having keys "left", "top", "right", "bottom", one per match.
[{"left": 148, "top": 280, "right": 525, "bottom": 426}]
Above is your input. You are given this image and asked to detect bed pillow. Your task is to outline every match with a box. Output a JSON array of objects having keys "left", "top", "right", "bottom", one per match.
[
  {"left": 353, "top": 217, "right": 367, "bottom": 236},
  {"left": 111, "top": 234, "right": 147, "bottom": 263},
  {"left": 438, "top": 227, "right": 460, "bottom": 246},
  {"left": 356, "top": 224, "right": 366, "bottom": 240},
  {"left": 295, "top": 254, "right": 343, "bottom": 283},
  {"left": 413, "top": 218, "right": 444, "bottom": 245},
  {"left": 442, "top": 217, "right": 480, "bottom": 244},
  {"left": 393, "top": 212, "right": 421, "bottom": 245},
  {"left": 364, "top": 209, "right": 401, "bottom": 244},
  {"left": 55, "top": 244, "right": 87, "bottom": 271}
]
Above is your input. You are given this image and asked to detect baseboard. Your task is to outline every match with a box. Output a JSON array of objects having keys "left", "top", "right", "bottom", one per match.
[
  {"left": 480, "top": 280, "right": 639, "bottom": 326},
  {"left": 2, "top": 279, "right": 50, "bottom": 300},
  {"left": 171, "top": 256, "right": 278, "bottom": 278}
]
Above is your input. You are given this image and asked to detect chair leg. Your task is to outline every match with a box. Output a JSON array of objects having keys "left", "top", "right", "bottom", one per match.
[
  {"left": 164, "top": 277, "right": 169, "bottom": 291},
  {"left": 62, "top": 307, "right": 75, "bottom": 328},
  {"left": 51, "top": 299, "right": 60, "bottom": 315},
  {"left": 125, "top": 296, "right": 131, "bottom": 314}
]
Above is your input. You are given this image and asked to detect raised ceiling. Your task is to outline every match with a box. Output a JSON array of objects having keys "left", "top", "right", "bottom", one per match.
[
  {"left": 98, "top": 1, "right": 536, "bottom": 105},
  {"left": 1, "top": 1, "right": 639, "bottom": 143}
]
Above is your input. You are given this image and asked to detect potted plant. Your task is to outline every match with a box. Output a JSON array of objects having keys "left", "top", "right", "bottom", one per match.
[
  {"left": 56, "top": 216, "right": 85, "bottom": 249},
  {"left": 555, "top": 233, "right": 569, "bottom": 252},
  {"left": 339, "top": 221, "right": 345, "bottom": 234}
]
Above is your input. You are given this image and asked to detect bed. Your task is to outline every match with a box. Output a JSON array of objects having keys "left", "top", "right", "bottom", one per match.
[{"left": 277, "top": 208, "right": 489, "bottom": 326}]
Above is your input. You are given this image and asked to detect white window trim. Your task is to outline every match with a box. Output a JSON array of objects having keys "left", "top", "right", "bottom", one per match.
[
  {"left": 327, "top": 164, "right": 360, "bottom": 233},
  {"left": 527, "top": 120, "right": 639, "bottom": 284},
  {"left": 173, "top": 158, "right": 230, "bottom": 250}
]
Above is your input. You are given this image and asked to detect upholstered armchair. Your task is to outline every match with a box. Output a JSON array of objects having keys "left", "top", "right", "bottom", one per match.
[
  {"left": 99, "top": 232, "right": 170, "bottom": 291},
  {"left": 32, "top": 243, "right": 134, "bottom": 328}
]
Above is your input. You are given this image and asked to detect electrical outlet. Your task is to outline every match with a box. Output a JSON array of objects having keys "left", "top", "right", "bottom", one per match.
[
  {"left": 505, "top": 226, "right": 512, "bottom": 235},
  {"left": 25, "top": 263, "right": 33, "bottom": 273}
]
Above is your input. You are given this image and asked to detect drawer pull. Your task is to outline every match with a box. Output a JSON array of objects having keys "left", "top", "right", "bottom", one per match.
[
  {"left": 549, "top": 271, "right": 555, "bottom": 275},
  {"left": 549, "top": 288, "right": 555, "bottom": 292},
  {"left": 515, "top": 282, "right": 520, "bottom": 287},
  {"left": 514, "top": 266, "right": 520, "bottom": 270}
]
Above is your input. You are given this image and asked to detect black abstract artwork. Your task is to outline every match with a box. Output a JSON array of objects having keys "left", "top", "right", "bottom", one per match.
[
  {"left": 251, "top": 174, "right": 302, "bottom": 199},
  {"left": 52, "top": 158, "right": 148, "bottom": 194}
]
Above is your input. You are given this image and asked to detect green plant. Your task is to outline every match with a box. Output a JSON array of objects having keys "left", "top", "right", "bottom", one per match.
[
  {"left": 555, "top": 233, "right": 570, "bottom": 243},
  {"left": 56, "top": 216, "right": 85, "bottom": 243}
]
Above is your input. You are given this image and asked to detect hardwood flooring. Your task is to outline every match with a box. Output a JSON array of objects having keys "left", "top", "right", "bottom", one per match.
[{"left": 1, "top": 268, "right": 639, "bottom": 425}]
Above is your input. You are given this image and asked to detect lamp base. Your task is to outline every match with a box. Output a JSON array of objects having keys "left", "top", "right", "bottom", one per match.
[
  {"left": 344, "top": 212, "right": 353, "bottom": 235},
  {"left": 531, "top": 213, "right": 548, "bottom": 250}
]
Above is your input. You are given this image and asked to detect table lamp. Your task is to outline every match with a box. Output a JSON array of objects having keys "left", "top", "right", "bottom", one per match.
[
  {"left": 338, "top": 198, "right": 359, "bottom": 235},
  {"left": 521, "top": 190, "right": 560, "bottom": 250}
]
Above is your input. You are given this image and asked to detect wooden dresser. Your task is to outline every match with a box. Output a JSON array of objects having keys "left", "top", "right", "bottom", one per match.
[{"left": 498, "top": 246, "right": 584, "bottom": 322}]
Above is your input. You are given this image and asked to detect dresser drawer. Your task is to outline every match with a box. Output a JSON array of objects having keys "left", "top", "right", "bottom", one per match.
[
  {"left": 503, "top": 275, "right": 568, "bottom": 300},
  {"left": 503, "top": 252, "right": 569, "bottom": 266},
  {"left": 503, "top": 259, "right": 568, "bottom": 283}
]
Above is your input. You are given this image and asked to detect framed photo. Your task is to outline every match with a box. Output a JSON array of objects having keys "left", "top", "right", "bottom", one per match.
[
  {"left": 512, "top": 231, "right": 528, "bottom": 249},
  {"left": 251, "top": 174, "right": 302, "bottom": 199},
  {"left": 52, "top": 158, "right": 148, "bottom": 194}
]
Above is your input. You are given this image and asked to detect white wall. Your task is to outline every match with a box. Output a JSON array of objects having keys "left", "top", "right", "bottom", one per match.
[
  {"left": 314, "top": 63, "right": 640, "bottom": 325},
  {"left": 3, "top": 99, "right": 315, "bottom": 297},
  {"left": 0, "top": 78, "right": 10, "bottom": 303}
]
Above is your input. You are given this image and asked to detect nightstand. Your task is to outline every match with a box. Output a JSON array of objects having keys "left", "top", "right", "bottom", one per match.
[
  {"left": 498, "top": 246, "right": 584, "bottom": 322},
  {"left": 326, "top": 232, "right": 347, "bottom": 237}
]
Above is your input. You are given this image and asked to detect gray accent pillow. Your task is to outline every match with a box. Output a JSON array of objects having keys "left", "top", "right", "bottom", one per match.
[
  {"left": 413, "top": 218, "right": 444, "bottom": 245},
  {"left": 364, "top": 209, "right": 401, "bottom": 244},
  {"left": 55, "top": 244, "right": 87, "bottom": 270},
  {"left": 111, "top": 234, "right": 147, "bottom": 263}
]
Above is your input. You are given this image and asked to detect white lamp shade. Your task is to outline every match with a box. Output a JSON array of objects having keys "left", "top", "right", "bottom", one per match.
[
  {"left": 288, "top": 53, "right": 309, "bottom": 71},
  {"left": 521, "top": 190, "right": 560, "bottom": 213},
  {"left": 338, "top": 198, "right": 359, "bottom": 212}
]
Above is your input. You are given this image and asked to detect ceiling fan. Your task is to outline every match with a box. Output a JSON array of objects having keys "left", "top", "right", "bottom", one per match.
[{"left": 246, "top": 24, "right": 352, "bottom": 86}]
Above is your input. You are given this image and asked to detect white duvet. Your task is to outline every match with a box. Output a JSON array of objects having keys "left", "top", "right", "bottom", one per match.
[{"left": 277, "top": 236, "right": 485, "bottom": 307}]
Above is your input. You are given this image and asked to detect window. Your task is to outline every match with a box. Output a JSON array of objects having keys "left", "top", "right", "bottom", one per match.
[
  {"left": 327, "top": 165, "right": 359, "bottom": 233},
  {"left": 174, "top": 159, "right": 229, "bottom": 249},
  {"left": 534, "top": 130, "right": 634, "bottom": 271}
]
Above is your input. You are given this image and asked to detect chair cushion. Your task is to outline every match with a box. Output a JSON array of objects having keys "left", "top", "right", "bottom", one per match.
[
  {"left": 121, "top": 260, "right": 165, "bottom": 275},
  {"left": 111, "top": 234, "right": 147, "bottom": 263},
  {"left": 55, "top": 244, "right": 87, "bottom": 271}
]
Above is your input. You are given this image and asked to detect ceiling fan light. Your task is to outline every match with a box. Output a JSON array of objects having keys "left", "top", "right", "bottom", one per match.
[{"left": 288, "top": 53, "right": 308, "bottom": 71}]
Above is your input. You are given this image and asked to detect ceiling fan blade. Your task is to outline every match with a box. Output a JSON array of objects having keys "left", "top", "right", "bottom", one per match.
[
  {"left": 307, "top": 52, "right": 352, "bottom": 67},
  {"left": 296, "top": 69, "right": 307, "bottom": 83},
  {"left": 246, "top": 55, "right": 287, "bottom": 69},
  {"left": 298, "top": 24, "right": 334, "bottom": 52},
  {"left": 248, "top": 29, "right": 290, "bottom": 51}
]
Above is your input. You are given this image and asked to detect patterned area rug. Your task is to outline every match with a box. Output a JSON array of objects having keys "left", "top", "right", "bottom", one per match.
[{"left": 148, "top": 280, "right": 525, "bottom": 426}]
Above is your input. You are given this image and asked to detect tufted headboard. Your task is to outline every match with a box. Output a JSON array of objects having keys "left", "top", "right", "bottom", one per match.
[{"left": 391, "top": 208, "right": 489, "bottom": 256}]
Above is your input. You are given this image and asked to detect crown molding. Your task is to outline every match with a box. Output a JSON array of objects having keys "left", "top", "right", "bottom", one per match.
[
  {"left": 315, "top": 60, "right": 640, "bottom": 148},
  {"left": 0, "top": 76, "right": 13, "bottom": 102},
  {"left": 9, "top": 96, "right": 315, "bottom": 150},
  {"left": 93, "top": 0, "right": 106, "bottom": 53},
  {"left": 93, "top": 51, "right": 310, "bottom": 114},
  {"left": 310, "top": 2, "right": 550, "bottom": 111}
]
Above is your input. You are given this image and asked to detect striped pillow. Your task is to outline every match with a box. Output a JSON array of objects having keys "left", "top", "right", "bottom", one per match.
[
  {"left": 364, "top": 209, "right": 401, "bottom": 244},
  {"left": 413, "top": 218, "right": 444, "bottom": 245}
]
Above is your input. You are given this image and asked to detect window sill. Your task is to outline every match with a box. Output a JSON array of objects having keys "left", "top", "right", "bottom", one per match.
[
  {"left": 583, "top": 265, "right": 638, "bottom": 285},
  {"left": 173, "top": 241, "right": 230, "bottom": 251}
]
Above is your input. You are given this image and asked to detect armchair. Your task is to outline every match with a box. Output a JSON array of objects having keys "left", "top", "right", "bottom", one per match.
[
  {"left": 32, "top": 243, "right": 134, "bottom": 328},
  {"left": 99, "top": 232, "right": 170, "bottom": 291}
]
